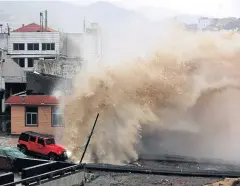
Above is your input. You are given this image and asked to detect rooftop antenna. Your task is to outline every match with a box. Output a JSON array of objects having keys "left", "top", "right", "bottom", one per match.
[
  {"left": 45, "top": 10, "right": 48, "bottom": 31},
  {"left": 40, "top": 10, "right": 47, "bottom": 32},
  {"left": 7, "top": 23, "right": 10, "bottom": 35},
  {"left": 83, "top": 17, "right": 86, "bottom": 33},
  {"left": 40, "top": 12, "right": 44, "bottom": 32}
]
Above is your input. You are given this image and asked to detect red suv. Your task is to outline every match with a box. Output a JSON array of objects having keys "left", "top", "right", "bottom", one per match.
[{"left": 17, "top": 131, "right": 68, "bottom": 161}]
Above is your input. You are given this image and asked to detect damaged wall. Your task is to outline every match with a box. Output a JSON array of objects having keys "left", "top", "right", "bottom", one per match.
[{"left": 26, "top": 72, "right": 72, "bottom": 95}]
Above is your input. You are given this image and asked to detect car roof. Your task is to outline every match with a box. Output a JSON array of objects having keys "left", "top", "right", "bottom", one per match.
[{"left": 21, "top": 131, "right": 54, "bottom": 138}]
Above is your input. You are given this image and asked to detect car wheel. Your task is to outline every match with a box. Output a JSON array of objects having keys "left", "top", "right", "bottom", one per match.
[
  {"left": 49, "top": 153, "right": 57, "bottom": 161},
  {"left": 19, "top": 145, "right": 28, "bottom": 154}
]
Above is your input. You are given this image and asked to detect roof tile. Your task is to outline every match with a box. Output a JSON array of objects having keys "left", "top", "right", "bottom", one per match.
[
  {"left": 13, "top": 23, "right": 56, "bottom": 32},
  {"left": 5, "top": 95, "right": 59, "bottom": 105}
]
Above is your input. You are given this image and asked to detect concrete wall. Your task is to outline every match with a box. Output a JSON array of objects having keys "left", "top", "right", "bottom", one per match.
[
  {"left": 63, "top": 33, "right": 82, "bottom": 58},
  {"left": 0, "top": 33, "right": 8, "bottom": 50},
  {"left": 40, "top": 171, "right": 84, "bottom": 186}
]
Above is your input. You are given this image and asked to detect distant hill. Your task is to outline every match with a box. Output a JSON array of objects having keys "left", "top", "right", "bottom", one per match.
[
  {"left": 2, "top": 1, "right": 237, "bottom": 64},
  {"left": 0, "top": 1, "right": 151, "bottom": 32},
  {"left": 0, "top": 1, "right": 167, "bottom": 64},
  {"left": 137, "top": 6, "right": 201, "bottom": 24},
  {"left": 137, "top": 6, "right": 179, "bottom": 21},
  {"left": 0, "top": 1, "right": 203, "bottom": 32}
]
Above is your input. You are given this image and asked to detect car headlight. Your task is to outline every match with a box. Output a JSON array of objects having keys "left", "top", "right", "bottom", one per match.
[
  {"left": 66, "top": 150, "right": 72, "bottom": 157},
  {"left": 57, "top": 150, "right": 62, "bottom": 154}
]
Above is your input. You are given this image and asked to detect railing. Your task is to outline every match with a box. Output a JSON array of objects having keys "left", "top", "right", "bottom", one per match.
[
  {"left": 1, "top": 161, "right": 78, "bottom": 186},
  {"left": 4, "top": 161, "right": 240, "bottom": 186}
]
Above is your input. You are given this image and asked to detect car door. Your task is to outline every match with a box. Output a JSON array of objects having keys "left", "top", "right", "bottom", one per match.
[
  {"left": 28, "top": 136, "right": 37, "bottom": 151},
  {"left": 36, "top": 138, "right": 48, "bottom": 155}
]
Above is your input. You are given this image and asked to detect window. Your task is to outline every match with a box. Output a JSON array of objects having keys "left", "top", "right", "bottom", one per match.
[
  {"left": 52, "top": 106, "right": 63, "bottom": 127},
  {"left": 13, "top": 58, "right": 25, "bottom": 67},
  {"left": 27, "top": 43, "right": 39, "bottom": 50},
  {"left": 37, "top": 138, "right": 45, "bottom": 146},
  {"left": 42, "top": 43, "right": 55, "bottom": 51},
  {"left": 19, "top": 133, "right": 29, "bottom": 142},
  {"left": 44, "top": 57, "right": 55, "bottom": 60},
  {"left": 29, "top": 136, "right": 36, "bottom": 142},
  {"left": 25, "top": 107, "right": 38, "bottom": 126},
  {"left": 13, "top": 43, "right": 25, "bottom": 50},
  {"left": 46, "top": 138, "right": 55, "bottom": 145},
  {"left": 27, "top": 58, "right": 34, "bottom": 67}
]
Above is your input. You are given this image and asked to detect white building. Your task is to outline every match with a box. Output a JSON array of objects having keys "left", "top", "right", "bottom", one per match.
[
  {"left": 82, "top": 22, "right": 102, "bottom": 70},
  {"left": 7, "top": 23, "right": 64, "bottom": 71},
  {"left": 7, "top": 23, "right": 83, "bottom": 74},
  {"left": 198, "top": 17, "right": 212, "bottom": 30}
]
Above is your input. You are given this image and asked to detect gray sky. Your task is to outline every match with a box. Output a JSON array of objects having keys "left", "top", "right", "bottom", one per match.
[
  {"left": 2, "top": 0, "right": 239, "bottom": 17},
  {"left": 62, "top": 0, "right": 239, "bottom": 17}
]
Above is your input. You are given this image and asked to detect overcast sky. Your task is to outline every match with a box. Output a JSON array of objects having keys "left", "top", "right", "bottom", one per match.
[
  {"left": 4, "top": 0, "right": 239, "bottom": 17},
  {"left": 62, "top": 0, "right": 239, "bottom": 17}
]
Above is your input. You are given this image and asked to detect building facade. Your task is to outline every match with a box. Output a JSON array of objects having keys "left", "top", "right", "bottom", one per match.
[
  {"left": 6, "top": 95, "right": 63, "bottom": 135},
  {"left": 8, "top": 23, "right": 61, "bottom": 71},
  {"left": 0, "top": 32, "right": 26, "bottom": 113},
  {"left": 7, "top": 23, "right": 82, "bottom": 75},
  {"left": 198, "top": 17, "right": 212, "bottom": 31}
]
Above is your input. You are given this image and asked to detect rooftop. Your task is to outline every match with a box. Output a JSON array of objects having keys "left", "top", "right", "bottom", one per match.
[
  {"left": 5, "top": 95, "right": 59, "bottom": 105},
  {"left": 23, "top": 131, "right": 54, "bottom": 138},
  {"left": 13, "top": 23, "right": 56, "bottom": 32}
]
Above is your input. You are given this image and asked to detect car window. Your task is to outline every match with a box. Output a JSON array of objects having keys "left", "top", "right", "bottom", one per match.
[
  {"left": 19, "top": 133, "right": 29, "bottom": 141},
  {"left": 46, "top": 138, "right": 55, "bottom": 145},
  {"left": 29, "top": 136, "right": 36, "bottom": 142},
  {"left": 37, "top": 138, "right": 45, "bottom": 146}
]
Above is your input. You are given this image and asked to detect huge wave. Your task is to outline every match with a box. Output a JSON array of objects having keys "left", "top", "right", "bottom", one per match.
[{"left": 59, "top": 28, "right": 240, "bottom": 164}]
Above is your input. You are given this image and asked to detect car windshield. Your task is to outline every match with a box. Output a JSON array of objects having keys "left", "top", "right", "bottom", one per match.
[
  {"left": 0, "top": 147, "right": 27, "bottom": 159},
  {"left": 46, "top": 138, "right": 55, "bottom": 145}
]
